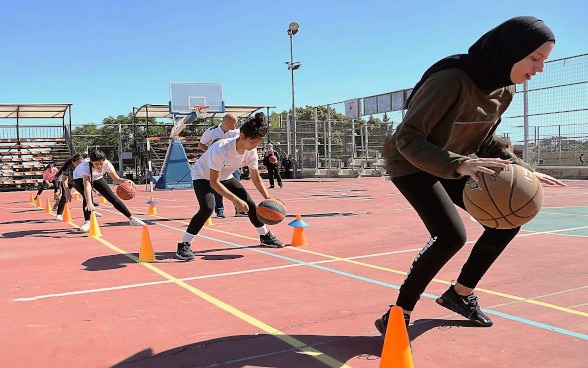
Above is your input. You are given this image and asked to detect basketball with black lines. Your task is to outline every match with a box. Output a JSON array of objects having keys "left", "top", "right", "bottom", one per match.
[
  {"left": 462, "top": 164, "right": 544, "bottom": 229},
  {"left": 256, "top": 199, "right": 286, "bottom": 225}
]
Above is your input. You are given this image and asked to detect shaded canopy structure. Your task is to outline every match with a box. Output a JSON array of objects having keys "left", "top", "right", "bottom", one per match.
[{"left": 0, "top": 103, "right": 73, "bottom": 143}]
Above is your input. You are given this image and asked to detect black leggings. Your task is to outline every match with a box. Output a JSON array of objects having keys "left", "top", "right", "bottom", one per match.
[
  {"left": 36, "top": 179, "right": 58, "bottom": 197},
  {"left": 56, "top": 181, "right": 74, "bottom": 215},
  {"left": 73, "top": 177, "right": 132, "bottom": 221},
  {"left": 392, "top": 171, "right": 520, "bottom": 311},
  {"left": 267, "top": 164, "right": 282, "bottom": 187},
  {"left": 186, "top": 178, "right": 263, "bottom": 235}
]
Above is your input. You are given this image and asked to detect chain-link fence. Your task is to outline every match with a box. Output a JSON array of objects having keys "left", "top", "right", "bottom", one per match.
[{"left": 500, "top": 53, "right": 588, "bottom": 166}]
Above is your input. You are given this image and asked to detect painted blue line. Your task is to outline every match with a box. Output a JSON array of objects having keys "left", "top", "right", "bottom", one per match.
[{"left": 156, "top": 221, "right": 588, "bottom": 341}]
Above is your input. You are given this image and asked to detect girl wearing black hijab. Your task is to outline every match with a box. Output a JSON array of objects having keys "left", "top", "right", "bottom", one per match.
[{"left": 376, "top": 16, "right": 565, "bottom": 336}]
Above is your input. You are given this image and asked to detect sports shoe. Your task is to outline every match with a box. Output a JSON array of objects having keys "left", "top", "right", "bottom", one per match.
[
  {"left": 56, "top": 214, "right": 63, "bottom": 221},
  {"left": 279, "top": 183, "right": 283, "bottom": 188},
  {"left": 260, "top": 231, "right": 284, "bottom": 248},
  {"left": 436, "top": 285, "right": 493, "bottom": 327},
  {"left": 268, "top": 185, "right": 275, "bottom": 189},
  {"left": 94, "top": 211, "right": 103, "bottom": 217},
  {"left": 176, "top": 242, "right": 195, "bottom": 260},
  {"left": 129, "top": 217, "right": 146, "bottom": 226},
  {"left": 79, "top": 222, "right": 90, "bottom": 232},
  {"left": 235, "top": 211, "right": 248, "bottom": 217},
  {"left": 216, "top": 209, "right": 226, "bottom": 218},
  {"left": 52, "top": 204, "right": 59, "bottom": 211},
  {"left": 374, "top": 306, "right": 410, "bottom": 338}
]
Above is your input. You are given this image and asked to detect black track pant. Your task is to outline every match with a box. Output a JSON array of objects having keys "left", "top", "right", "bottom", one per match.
[
  {"left": 74, "top": 177, "right": 132, "bottom": 221},
  {"left": 267, "top": 164, "right": 282, "bottom": 187},
  {"left": 36, "top": 179, "right": 58, "bottom": 197},
  {"left": 56, "top": 181, "right": 74, "bottom": 215},
  {"left": 186, "top": 178, "right": 263, "bottom": 235},
  {"left": 392, "top": 171, "right": 520, "bottom": 311}
]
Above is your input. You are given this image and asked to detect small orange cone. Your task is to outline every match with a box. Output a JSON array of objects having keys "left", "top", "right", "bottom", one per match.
[
  {"left": 204, "top": 217, "right": 213, "bottom": 226},
  {"left": 100, "top": 195, "right": 106, "bottom": 204},
  {"left": 318, "top": 178, "right": 322, "bottom": 184},
  {"left": 29, "top": 192, "right": 34, "bottom": 205},
  {"left": 35, "top": 195, "right": 43, "bottom": 208},
  {"left": 139, "top": 225, "right": 156, "bottom": 262},
  {"left": 148, "top": 197, "right": 157, "bottom": 215},
  {"left": 44, "top": 198, "right": 53, "bottom": 214},
  {"left": 379, "top": 306, "right": 414, "bottom": 368},
  {"left": 62, "top": 203, "right": 72, "bottom": 222},
  {"left": 288, "top": 214, "right": 309, "bottom": 246},
  {"left": 88, "top": 211, "right": 102, "bottom": 237},
  {"left": 74, "top": 193, "right": 80, "bottom": 201}
]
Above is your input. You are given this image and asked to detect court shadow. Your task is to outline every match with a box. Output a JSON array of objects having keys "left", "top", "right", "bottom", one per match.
[
  {"left": 83, "top": 249, "right": 249, "bottom": 271},
  {"left": 1, "top": 227, "right": 81, "bottom": 238},
  {"left": 111, "top": 334, "right": 382, "bottom": 368},
  {"left": 284, "top": 212, "right": 356, "bottom": 218},
  {"left": 409, "top": 318, "right": 484, "bottom": 341},
  {"left": 1, "top": 218, "right": 55, "bottom": 225}
]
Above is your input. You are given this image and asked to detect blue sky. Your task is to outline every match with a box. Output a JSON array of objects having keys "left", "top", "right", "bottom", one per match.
[{"left": 1, "top": 0, "right": 586, "bottom": 125}]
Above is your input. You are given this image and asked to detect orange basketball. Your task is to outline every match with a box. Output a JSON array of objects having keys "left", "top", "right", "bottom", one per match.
[
  {"left": 269, "top": 155, "right": 278, "bottom": 164},
  {"left": 256, "top": 199, "right": 286, "bottom": 225},
  {"left": 116, "top": 181, "right": 136, "bottom": 200},
  {"left": 463, "top": 164, "right": 544, "bottom": 229}
]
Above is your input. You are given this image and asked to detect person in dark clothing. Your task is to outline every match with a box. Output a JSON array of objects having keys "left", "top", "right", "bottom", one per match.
[
  {"left": 263, "top": 143, "right": 282, "bottom": 188},
  {"left": 375, "top": 16, "right": 565, "bottom": 338},
  {"left": 281, "top": 155, "right": 293, "bottom": 179}
]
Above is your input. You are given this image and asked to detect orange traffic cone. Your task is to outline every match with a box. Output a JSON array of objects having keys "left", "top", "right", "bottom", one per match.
[
  {"left": 205, "top": 217, "right": 213, "bottom": 226},
  {"left": 288, "top": 214, "right": 309, "bottom": 246},
  {"left": 88, "top": 211, "right": 102, "bottom": 237},
  {"left": 147, "top": 197, "right": 157, "bottom": 215},
  {"left": 100, "top": 195, "right": 107, "bottom": 204},
  {"left": 74, "top": 193, "right": 80, "bottom": 201},
  {"left": 318, "top": 178, "right": 322, "bottom": 184},
  {"left": 139, "top": 225, "right": 156, "bottom": 262},
  {"left": 44, "top": 198, "right": 53, "bottom": 214},
  {"left": 35, "top": 195, "right": 42, "bottom": 208},
  {"left": 29, "top": 192, "right": 34, "bottom": 205},
  {"left": 379, "top": 306, "right": 414, "bottom": 368},
  {"left": 62, "top": 203, "right": 72, "bottom": 222}
]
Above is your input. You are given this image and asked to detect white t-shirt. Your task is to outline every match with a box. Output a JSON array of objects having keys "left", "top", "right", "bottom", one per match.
[
  {"left": 73, "top": 158, "right": 116, "bottom": 181},
  {"left": 191, "top": 138, "right": 258, "bottom": 181},
  {"left": 199, "top": 125, "right": 240, "bottom": 146}
]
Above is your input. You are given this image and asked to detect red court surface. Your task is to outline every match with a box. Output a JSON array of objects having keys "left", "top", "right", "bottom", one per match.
[{"left": 1, "top": 177, "right": 587, "bottom": 367}]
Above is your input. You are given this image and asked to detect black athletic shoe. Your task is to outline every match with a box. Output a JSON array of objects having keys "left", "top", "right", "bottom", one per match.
[
  {"left": 176, "top": 242, "right": 195, "bottom": 260},
  {"left": 436, "top": 286, "right": 493, "bottom": 327},
  {"left": 374, "top": 306, "right": 410, "bottom": 338},
  {"left": 260, "top": 231, "right": 284, "bottom": 248},
  {"left": 216, "top": 209, "right": 226, "bottom": 218}
]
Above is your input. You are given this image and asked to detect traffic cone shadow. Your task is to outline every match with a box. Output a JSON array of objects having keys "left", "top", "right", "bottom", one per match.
[
  {"left": 288, "top": 214, "right": 309, "bottom": 246},
  {"left": 139, "top": 225, "right": 156, "bottom": 262},
  {"left": 88, "top": 211, "right": 102, "bottom": 237},
  {"left": 379, "top": 306, "right": 414, "bottom": 368}
]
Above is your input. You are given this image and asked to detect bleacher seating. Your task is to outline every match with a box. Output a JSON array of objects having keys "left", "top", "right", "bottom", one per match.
[{"left": 0, "top": 138, "right": 71, "bottom": 192}]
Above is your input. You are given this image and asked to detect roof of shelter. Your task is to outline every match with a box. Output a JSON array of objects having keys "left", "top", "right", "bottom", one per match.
[
  {"left": 0, "top": 104, "right": 72, "bottom": 119},
  {"left": 133, "top": 104, "right": 275, "bottom": 119}
]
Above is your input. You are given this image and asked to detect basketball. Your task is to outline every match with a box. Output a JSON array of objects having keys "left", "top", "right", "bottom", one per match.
[
  {"left": 269, "top": 155, "right": 278, "bottom": 164},
  {"left": 256, "top": 198, "right": 286, "bottom": 225},
  {"left": 116, "top": 181, "right": 136, "bottom": 201},
  {"left": 463, "top": 164, "right": 544, "bottom": 229}
]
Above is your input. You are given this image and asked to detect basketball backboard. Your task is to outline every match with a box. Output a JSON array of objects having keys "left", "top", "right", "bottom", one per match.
[{"left": 169, "top": 82, "right": 225, "bottom": 115}]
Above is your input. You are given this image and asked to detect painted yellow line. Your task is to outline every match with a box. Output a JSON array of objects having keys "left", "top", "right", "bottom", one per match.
[{"left": 82, "top": 231, "right": 351, "bottom": 368}]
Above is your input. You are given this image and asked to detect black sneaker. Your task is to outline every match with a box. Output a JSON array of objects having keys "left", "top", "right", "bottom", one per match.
[
  {"left": 260, "top": 231, "right": 284, "bottom": 248},
  {"left": 436, "top": 286, "right": 493, "bottom": 327},
  {"left": 235, "top": 211, "right": 248, "bottom": 217},
  {"left": 52, "top": 204, "right": 59, "bottom": 211},
  {"left": 374, "top": 306, "right": 410, "bottom": 338},
  {"left": 216, "top": 209, "right": 226, "bottom": 218},
  {"left": 176, "top": 242, "right": 195, "bottom": 260}
]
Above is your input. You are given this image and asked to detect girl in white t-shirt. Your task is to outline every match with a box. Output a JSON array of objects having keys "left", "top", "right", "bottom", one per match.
[
  {"left": 72, "top": 150, "right": 145, "bottom": 232},
  {"left": 177, "top": 113, "right": 284, "bottom": 260}
]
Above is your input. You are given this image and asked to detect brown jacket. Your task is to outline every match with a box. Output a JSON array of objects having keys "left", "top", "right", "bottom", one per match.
[{"left": 384, "top": 68, "right": 531, "bottom": 179}]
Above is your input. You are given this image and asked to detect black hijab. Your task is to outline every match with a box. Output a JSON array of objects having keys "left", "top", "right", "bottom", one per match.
[{"left": 405, "top": 16, "right": 555, "bottom": 106}]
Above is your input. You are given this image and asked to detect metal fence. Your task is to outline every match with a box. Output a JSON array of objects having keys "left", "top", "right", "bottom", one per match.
[{"left": 500, "top": 53, "right": 588, "bottom": 166}]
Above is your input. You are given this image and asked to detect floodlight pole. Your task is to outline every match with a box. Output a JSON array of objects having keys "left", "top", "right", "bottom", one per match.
[{"left": 287, "top": 22, "right": 300, "bottom": 178}]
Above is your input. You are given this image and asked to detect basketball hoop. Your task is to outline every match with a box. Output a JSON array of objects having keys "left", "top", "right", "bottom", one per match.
[{"left": 194, "top": 104, "right": 210, "bottom": 119}]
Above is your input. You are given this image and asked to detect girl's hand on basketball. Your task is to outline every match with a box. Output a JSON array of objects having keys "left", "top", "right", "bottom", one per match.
[
  {"left": 456, "top": 158, "right": 511, "bottom": 182},
  {"left": 233, "top": 198, "right": 249, "bottom": 213},
  {"left": 534, "top": 172, "right": 567, "bottom": 186}
]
